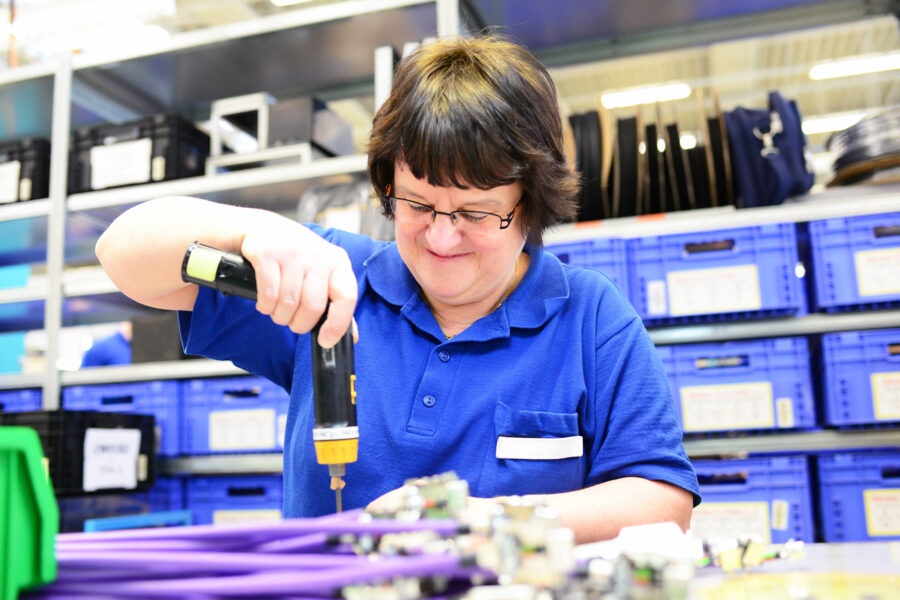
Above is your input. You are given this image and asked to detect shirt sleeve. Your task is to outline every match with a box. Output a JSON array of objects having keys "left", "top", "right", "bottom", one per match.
[
  {"left": 178, "top": 288, "right": 299, "bottom": 393},
  {"left": 586, "top": 310, "right": 702, "bottom": 506}
]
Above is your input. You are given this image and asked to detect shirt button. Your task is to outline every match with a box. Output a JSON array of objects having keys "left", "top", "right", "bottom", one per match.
[
  {"left": 438, "top": 351, "right": 450, "bottom": 362},
  {"left": 423, "top": 395, "right": 436, "bottom": 407}
]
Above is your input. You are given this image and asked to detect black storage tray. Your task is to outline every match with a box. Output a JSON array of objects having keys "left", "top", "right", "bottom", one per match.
[
  {"left": 0, "top": 136, "right": 50, "bottom": 202},
  {"left": 0, "top": 409, "right": 156, "bottom": 496},
  {"left": 68, "top": 113, "right": 209, "bottom": 194}
]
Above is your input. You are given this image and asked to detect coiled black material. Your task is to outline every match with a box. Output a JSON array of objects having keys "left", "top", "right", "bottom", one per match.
[{"left": 827, "top": 108, "right": 900, "bottom": 175}]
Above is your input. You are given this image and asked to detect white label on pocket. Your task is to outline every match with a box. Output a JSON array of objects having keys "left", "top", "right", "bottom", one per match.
[
  {"left": 680, "top": 382, "right": 774, "bottom": 431},
  {"left": 776, "top": 397, "right": 795, "bottom": 428},
  {"left": 278, "top": 414, "right": 287, "bottom": 448},
  {"left": 872, "top": 372, "right": 900, "bottom": 420},
  {"left": 212, "top": 509, "right": 282, "bottom": 525},
  {"left": 690, "top": 502, "right": 771, "bottom": 544},
  {"left": 0, "top": 160, "right": 21, "bottom": 203},
  {"left": 646, "top": 280, "right": 667, "bottom": 315},
  {"left": 667, "top": 264, "right": 761, "bottom": 316},
  {"left": 855, "top": 248, "right": 900, "bottom": 297},
  {"left": 209, "top": 408, "right": 276, "bottom": 450},
  {"left": 771, "top": 499, "right": 789, "bottom": 531},
  {"left": 82, "top": 428, "right": 141, "bottom": 492},
  {"left": 90, "top": 138, "right": 152, "bottom": 189},
  {"left": 864, "top": 489, "right": 900, "bottom": 536},
  {"left": 495, "top": 435, "right": 583, "bottom": 460}
]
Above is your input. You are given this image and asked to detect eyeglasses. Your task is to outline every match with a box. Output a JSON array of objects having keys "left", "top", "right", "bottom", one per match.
[{"left": 388, "top": 196, "right": 520, "bottom": 234}]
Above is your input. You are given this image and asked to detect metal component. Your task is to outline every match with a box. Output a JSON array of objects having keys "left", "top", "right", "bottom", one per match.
[
  {"left": 329, "top": 463, "right": 346, "bottom": 512},
  {"left": 42, "top": 55, "right": 73, "bottom": 410}
]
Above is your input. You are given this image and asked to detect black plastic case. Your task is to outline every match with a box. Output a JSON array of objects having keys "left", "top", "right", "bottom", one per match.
[
  {"left": 0, "top": 409, "right": 156, "bottom": 496},
  {"left": 68, "top": 113, "right": 209, "bottom": 194}
]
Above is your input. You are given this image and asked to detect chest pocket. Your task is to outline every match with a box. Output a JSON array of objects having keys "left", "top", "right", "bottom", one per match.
[{"left": 477, "top": 401, "right": 586, "bottom": 498}]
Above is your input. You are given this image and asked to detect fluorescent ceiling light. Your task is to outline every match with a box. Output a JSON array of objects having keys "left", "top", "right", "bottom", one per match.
[
  {"left": 801, "top": 111, "right": 866, "bottom": 135},
  {"left": 809, "top": 51, "right": 900, "bottom": 80},
  {"left": 600, "top": 83, "right": 691, "bottom": 109},
  {"left": 271, "top": 0, "right": 315, "bottom": 6}
]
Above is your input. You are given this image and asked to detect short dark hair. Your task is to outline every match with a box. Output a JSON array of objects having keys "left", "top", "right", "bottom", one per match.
[{"left": 367, "top": 35, "right": 578, "bottom": 247}]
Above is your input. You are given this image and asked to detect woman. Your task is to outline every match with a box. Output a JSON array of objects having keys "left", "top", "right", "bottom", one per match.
[{"left": 97, "top": 35, "right": 699, "bottom": 543}]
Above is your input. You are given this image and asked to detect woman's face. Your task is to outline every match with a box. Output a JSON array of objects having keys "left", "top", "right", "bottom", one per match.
[{"left": 392, "top": 161, "right": 527, "bottom": 311}]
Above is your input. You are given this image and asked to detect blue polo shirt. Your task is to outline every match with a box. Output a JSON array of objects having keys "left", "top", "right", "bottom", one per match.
[{"left": 180, "top": 225, "right": 700, "bottom": 517}]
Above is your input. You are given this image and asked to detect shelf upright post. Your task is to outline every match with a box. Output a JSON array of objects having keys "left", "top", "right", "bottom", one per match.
[
  {"left": 42, "top": 56, "right": 73, "bottom": 409},
  {"left": 435, "top": 0, "right": 460, "bottom": 37}
]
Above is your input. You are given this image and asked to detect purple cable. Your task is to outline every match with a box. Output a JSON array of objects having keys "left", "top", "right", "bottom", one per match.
[
  {"left": 40, "top": 553, "right": 482, "bottom": 597},
  {"left": 55, "top": 549, "right": 367, "bottom": 573},
  {"left": 250, "top": 532, "right": 331, "bottom": 554},
  {"left": 56, "top": 517, "right": 461, "bottom": 545}
]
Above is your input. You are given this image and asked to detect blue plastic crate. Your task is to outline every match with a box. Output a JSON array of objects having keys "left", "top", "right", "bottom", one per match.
[
  {"left": 545, "top": 237, "right": 629, "bottom": 297},
  {"left": 817, "top": 451, "right": 900, "bottom": 541},
  {"left": 181, "top": 376, "right": 290, "bottom": 455},
  {"left": 626, "top": 223, "right": 803, "bottom": 325},
  {"left": 821, "top": 328, "right": 900, "bottom": 426},
  {"left": 62, "top": 380, "right": 181, "bottom": 456},
  {"left": 809, "top": 212, "right": 900, "bottom": 312},
  {"left": 0, "top": 388, "right": 41, "bottom": 412},
  {"left": 657, "top": 337, "right": 816, "bottom": 434},
  {"left": 186, "top": 475, "right": 283, "bottom": 525},
  {"left": 691, "top": 456, "right": 814, "bottom": 543},
  {"left": 56, "top": 477, "right": 184, "bottom": 533}
]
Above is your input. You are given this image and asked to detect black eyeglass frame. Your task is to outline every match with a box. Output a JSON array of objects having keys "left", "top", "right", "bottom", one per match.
[{"left": 388, "top": 196, "right": 521, "bottom": 230}]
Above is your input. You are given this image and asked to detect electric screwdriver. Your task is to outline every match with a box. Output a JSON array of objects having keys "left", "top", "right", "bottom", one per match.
[{"left": 181, "top": 242, "right": 358, "bottom": 512}]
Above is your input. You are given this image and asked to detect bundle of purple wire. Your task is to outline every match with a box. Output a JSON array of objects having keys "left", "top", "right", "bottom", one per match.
[{"left": 23, "top": 509, "right": 489, "bottom": 599}]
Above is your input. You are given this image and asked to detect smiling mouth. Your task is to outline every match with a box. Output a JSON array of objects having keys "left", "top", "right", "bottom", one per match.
[{"left": 427, "top": 249, "right": 466, "bottom": 260}]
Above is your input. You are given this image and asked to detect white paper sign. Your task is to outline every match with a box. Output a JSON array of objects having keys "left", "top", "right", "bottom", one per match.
[
  {"left": 680, "top": 381, "right": 774, "bottom": 431},
  {"left": 209, "top": 408, "right": 276, "bottom": 451},
  {"left": 667, "top": 264, "right": 762, "bottom": 316},
  {"left": 646, "top": 280, "right": 668, "bottom": 315},
  {"left": 690, "top": 502, "right": 771, "bottom": 543},
  {"left": 90, "top": 138, "right": 152, "bottom": 190},
  {"left": 872, "top": 371, "right": 900, "bottom": 420},
  {"left": 82, "top": 428, "right": 141, "bottom": 492},
  {"left": 855, "top": 248, "right": 900, "bottom": 297},
  {"left": 213, "top": 509, "right": 282, "bottom": 525},
  {"left": 278, "top": 414, "right": 288, "bottom": 448},
  {"left": 864, "top": 489, "right": 900, "bottom": 536},
  {"left": 320, "top": 206, "right": 362, "bottom": 234},
  {"left": 0, "top": 160, "right": 21, "bottom": 203}
]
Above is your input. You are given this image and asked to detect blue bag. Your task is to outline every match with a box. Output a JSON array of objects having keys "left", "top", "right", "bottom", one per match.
[{"left": 725, "top": 91, "right": 814, "bottom": 208}]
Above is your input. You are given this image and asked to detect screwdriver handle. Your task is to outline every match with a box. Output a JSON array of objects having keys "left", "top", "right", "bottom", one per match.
[{"left": 181, "top": 241, "right": 358, "bottom": 465}]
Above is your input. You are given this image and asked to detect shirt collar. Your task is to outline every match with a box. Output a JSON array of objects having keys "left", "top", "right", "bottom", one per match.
[{"left": 363, "top": 243, "right": 570, "bottom": 342}]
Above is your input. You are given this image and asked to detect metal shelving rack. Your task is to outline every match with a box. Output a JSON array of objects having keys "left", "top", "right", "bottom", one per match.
[{"left": 0, "top": 0, "right": 897, "bottom": 471}]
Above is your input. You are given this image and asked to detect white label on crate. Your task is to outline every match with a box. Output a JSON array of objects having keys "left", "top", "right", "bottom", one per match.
[
  {"left": 855, "top": 248, "right": 900, "bottom": 297},
  {"left": 277, "top": 414, "right": 287, "bottom": 448},
  {"left": 872, "top": 372, "right": 900, "bottom": 420},
  {"left": 0, "top": 160, "right": 21, "bottom": 203},
  {"left": 320, "top": 206, "right": 362, "bottom": 234},
  {"left": 776, "top": 397, "right": 795, "bottom": 428},
  {"left": 151, "top": 155, "right": 166, "bottom": 181},
  {"left": 212, "top": 509, "right": 282, "bottom": 525},
  {"left": 771, "top": 499, "right": 789, "bottom": 531},
  {"left": 864, "top": 489, "right": 900, "bottom": 536},
  {"left": 208, "top": 408, "right": 276, "bottom": 450},
  {"left": 19, "top": 177, "right": 32, "bottom": 201},
  {"left": 690, "top": 502, "right": 771, "bottom": 544},
  {"left": 646, "top": 280, "right": 668, "bottom": 315},
  {"left": 82, "top": 427, "right": 141, "bottom": 492},
  {"left": 90, "top": 138, "right": 152, "bottom": 189},
  {"left": 667, "top": 264, "right": 762, "bottom": 316},
  {"left": 680, "top": 382, "right": 774, "bottom": 431}
]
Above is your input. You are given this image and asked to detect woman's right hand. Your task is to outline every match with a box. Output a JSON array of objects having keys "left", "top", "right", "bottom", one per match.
[{"left": 239, "top": 216, "right": 358, "bottom": 348}]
